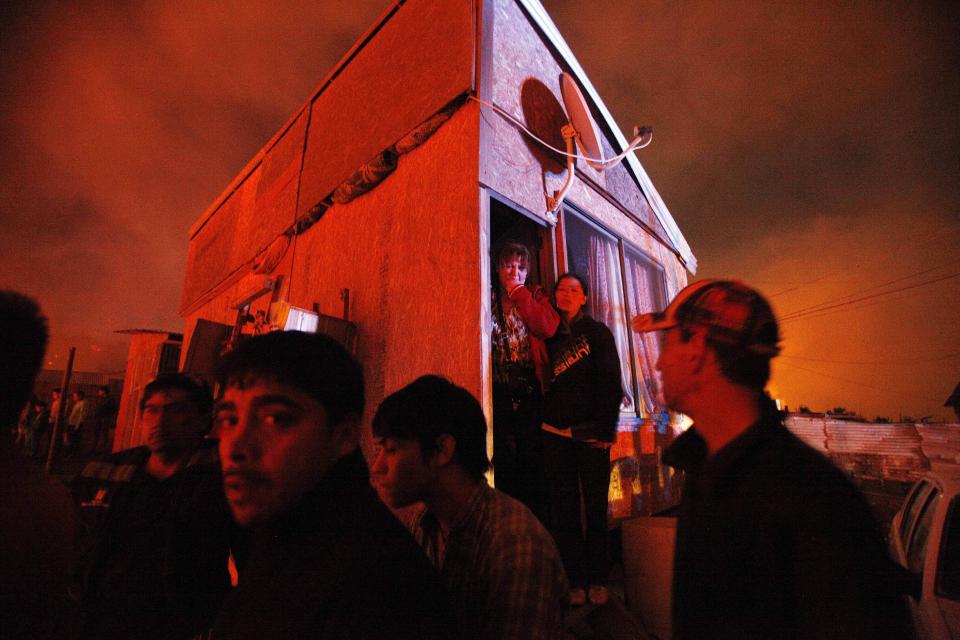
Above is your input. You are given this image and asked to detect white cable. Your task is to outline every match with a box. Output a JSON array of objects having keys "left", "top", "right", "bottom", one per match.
[{"left": 467, "top": 94, "right": 651, "bottom": 167}]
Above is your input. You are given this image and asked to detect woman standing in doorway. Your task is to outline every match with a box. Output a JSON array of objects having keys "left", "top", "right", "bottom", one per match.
[
  {"left": 491, "top": 242, "right": 559, "bottom": 524},
  {"left": 542, "top": 272, "right": 622, "bottom": 606}
]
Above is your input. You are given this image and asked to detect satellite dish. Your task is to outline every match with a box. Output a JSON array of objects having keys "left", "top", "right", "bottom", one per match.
[
  {"left": 540, "top": 72, "right": 653, "bottom": 221},
  {"left": 560, "top": 73, "right": 605, "bottom": 170}
]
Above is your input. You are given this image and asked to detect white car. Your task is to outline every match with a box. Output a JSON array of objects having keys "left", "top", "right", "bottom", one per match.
[{"left": 890, "top": 467, "right": 960, "bottom": 639}]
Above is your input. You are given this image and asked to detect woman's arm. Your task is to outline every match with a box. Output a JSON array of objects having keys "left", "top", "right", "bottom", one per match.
[{"left": 508, "top": 285, "right": 560, "bottom": 339}]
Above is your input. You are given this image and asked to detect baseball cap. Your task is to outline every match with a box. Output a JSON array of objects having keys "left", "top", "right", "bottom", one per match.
[{"left": 631, "top": 279, "right": 781, "bottom": 357}]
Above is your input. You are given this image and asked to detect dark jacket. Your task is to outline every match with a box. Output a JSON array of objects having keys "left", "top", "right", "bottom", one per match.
[
  {"left": 71, "top": 441, "right": 233, "bottom": 640},
  {"left": 542, "top": 314, "right": 622, "bottom": 442},
  {"left": 211, "top": 449, "right": 453, "bottom": 640},
  {"left": 664, "top": 399, "right": 912, "bottom": 639},
  {"left": 1, "top": 445, "right": 79, "bottom": 640}
]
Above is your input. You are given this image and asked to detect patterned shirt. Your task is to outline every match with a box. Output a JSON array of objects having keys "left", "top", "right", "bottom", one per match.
[
  {"left": 492, "top": 301, "right": 535, "bottom": 385},
  {"left": 413, "top": 482, "right": 568, "bottom": 640}
]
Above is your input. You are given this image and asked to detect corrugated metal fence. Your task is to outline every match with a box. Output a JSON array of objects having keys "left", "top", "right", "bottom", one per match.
[{"left": 785, "top": 415, "right": 960, "bottom": 482}]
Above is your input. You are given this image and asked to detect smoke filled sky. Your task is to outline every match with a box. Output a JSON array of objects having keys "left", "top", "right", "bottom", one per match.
[{"left": 1, "top": 1, "right": 957, "bottom": 421}]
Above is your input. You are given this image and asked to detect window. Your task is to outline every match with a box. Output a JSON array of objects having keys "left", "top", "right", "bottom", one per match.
[
  {"left": 560, "top": 206, "right": 675, "bottom": 519},
  {"left": 908, "top": 487, "right": 942, "bottom": 576},
  {"left": 562, "top": 209, "right": 667, "bottom": 417},
  {"left": 900, "top": 481, "right": 935, "bottom": 545},
  {"left": 623, "top": 247, "right": 666, "bottom": 419},
  {"left": 938, "top": 496, "right": 960, "bottom": 599}
]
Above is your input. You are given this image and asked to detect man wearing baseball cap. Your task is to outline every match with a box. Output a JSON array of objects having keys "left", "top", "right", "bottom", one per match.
[{"left": 633, "top": 279, "right": 910, "bottom": 639}]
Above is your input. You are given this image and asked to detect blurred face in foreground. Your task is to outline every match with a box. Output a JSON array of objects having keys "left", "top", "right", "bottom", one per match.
[
  {"left": 141, "top": 389, "right": 205, "bottom": 460},
  {"left": 214, "top": 379, "right": 355, "bottom": 528}
]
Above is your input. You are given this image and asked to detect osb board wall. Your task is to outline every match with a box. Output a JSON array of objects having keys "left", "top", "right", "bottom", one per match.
[
  {"left": 480, "top": 0, "right": 679, "bottom": 269},
  {"left": 289, "top": 104, "right": 482, "bottom": 431},
  {"left": 115, "top": 334, "right": 170, "bottom": 451},
  {"left": 183, "top": 104, "right": 482, "bottom": 446},
  {"left": 181, "top": 109, "right": 306, "bottom": 312},
  {"left": 183, "top": 0, "right": 475, "bottom": 313},
  {"left": 296, "top": 0, "right": 476, "bottom": 218}
]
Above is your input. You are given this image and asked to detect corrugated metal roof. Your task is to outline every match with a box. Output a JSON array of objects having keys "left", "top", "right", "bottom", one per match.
[
  {"left": 824, "top": 421, "right": 924, "bottom": 456},
  {"left": 784, "top": 415, "right": 828, "bottom": 452},
  {"left": 917, "top": 424, "right": 960, "bottom": 464}
]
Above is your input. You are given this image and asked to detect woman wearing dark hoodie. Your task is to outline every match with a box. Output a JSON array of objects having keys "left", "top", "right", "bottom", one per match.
[{"left": 541, "top": 272, "right": 622, "bottom": 607}]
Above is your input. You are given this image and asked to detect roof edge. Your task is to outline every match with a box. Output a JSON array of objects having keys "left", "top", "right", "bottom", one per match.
[
  {"left": 517, "top": 0, "right": 697, "bottom": 273},
  {"left": 188, "top": 0, "right": 408, "bottom": 240}
]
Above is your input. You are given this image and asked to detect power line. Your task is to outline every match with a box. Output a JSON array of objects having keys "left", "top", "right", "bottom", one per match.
[
  {"left": 780, "top": 352, "right": 960, "bottom": 365},
  {"left": 768, "top": 271, "right": 843, "bottom": 298},
  {"left": 779, "top": 258, "right": 960, "bottom": 319},
  {"left": 777, "top": 361, "right": 946, "bottom": 404},
  {"left": 780, "top": 271, "right": 960, "bottom": 323}
]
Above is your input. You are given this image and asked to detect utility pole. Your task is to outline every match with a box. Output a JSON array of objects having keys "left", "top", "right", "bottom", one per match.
[{"left": 46, "top": 346, "right": 75, "bottom": 473}]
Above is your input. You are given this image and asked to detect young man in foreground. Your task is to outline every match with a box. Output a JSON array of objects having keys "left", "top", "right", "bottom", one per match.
[
  {"left": 372, "top": 375, "right": 568, "bottom": 640},
  {"left": 211, "top": 332, "right": 452, "bottom": 639}
]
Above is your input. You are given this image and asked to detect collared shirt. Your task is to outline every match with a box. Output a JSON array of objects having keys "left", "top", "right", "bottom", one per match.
[
  {"left": 68, "top": 399, "right": 87, "bottom": 427},
  {"left": 413, "top": 482, "right": 568, "bottom": 640}
]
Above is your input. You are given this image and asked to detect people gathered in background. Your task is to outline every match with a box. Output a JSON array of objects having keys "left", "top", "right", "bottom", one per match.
[
  {"left": 490, "top": 242, "right": 558, "bottom": 523},
  {"left": 541, "top": 272, "right": 623, "bottom": 607}
]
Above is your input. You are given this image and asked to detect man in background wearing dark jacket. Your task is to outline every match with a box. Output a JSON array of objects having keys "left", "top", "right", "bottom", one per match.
[
  {"left": 72, "top": 373, "right": 233, "bottom": 640},
  {"left": 633, "top": 279, "right": 912, "bottom": 639}
]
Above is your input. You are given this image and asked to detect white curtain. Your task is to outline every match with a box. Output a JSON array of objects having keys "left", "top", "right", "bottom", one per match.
[
  {"left": 624, "top": 255, "right": 664, "bottom": 418},
  {"left": 587, "top": 235, "right": 633, "bottom": 413}
]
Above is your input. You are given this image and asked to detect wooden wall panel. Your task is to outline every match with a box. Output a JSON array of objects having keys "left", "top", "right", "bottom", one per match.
[
  {"left": 180, "top": 168, "right": 258, "bottom": 311},
  {"left": 288, "top": 105, "right": 482, "bottom": 437},
  {"left": 297, "top": 0, "right": 476, "bottom": 218},
  {"left": 182, "top": 111, "right": 309, "bottom": 313}
]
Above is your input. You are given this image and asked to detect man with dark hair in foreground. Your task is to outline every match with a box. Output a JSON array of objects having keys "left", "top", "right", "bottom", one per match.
[
  {"left": 71, "top": 373, "right": 233, "bottom": 640},
  {"left": 0, "top": 291, "right": 78, "bottom": 640},
  {"left": 633, "top": 279, "right": 911, "bottom": 639},
  {"left": 372, "top": 375, "right": 568, "bottom": 640},
  {"left": 210, "top": 332, "right": 452, "bottom": 640}
]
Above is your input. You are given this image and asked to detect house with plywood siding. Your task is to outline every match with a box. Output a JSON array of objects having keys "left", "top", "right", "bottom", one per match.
[{"left": 178, "top": 0, "right": 697, "bottom": 519}]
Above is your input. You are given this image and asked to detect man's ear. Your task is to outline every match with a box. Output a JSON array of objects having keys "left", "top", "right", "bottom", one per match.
[
  {"left": 686, "top": 328, "right": 710, "bottom": 373},
  {"left": 333, "top": 414, "right": 362, "bottom": 457},
  {"left": 430, "top": 433, "right": 457, "bottom": 468}
]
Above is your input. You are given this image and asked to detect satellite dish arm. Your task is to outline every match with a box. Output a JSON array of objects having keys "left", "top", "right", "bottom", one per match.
[{"left": 545, "top": 123, "right": 578, "bottom": 223}]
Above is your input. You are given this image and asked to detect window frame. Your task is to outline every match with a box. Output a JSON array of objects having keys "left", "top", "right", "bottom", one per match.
[
  {"left": 906, "top": 484, "right": 943, "bottom": 577},
  {"left": 558, "top": 204, "right": 668, "bottom": 419},
  {"left": 937, "top": 494, "right": 960, "bottom": 600}
]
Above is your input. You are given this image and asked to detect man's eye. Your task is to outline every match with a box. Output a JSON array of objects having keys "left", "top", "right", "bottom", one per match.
[
  {"left": 214, "top": 414, "right": 238, "bottom": 430},
  {"left": 261, "top": 411, "right": 297, "bottom": 428}
]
